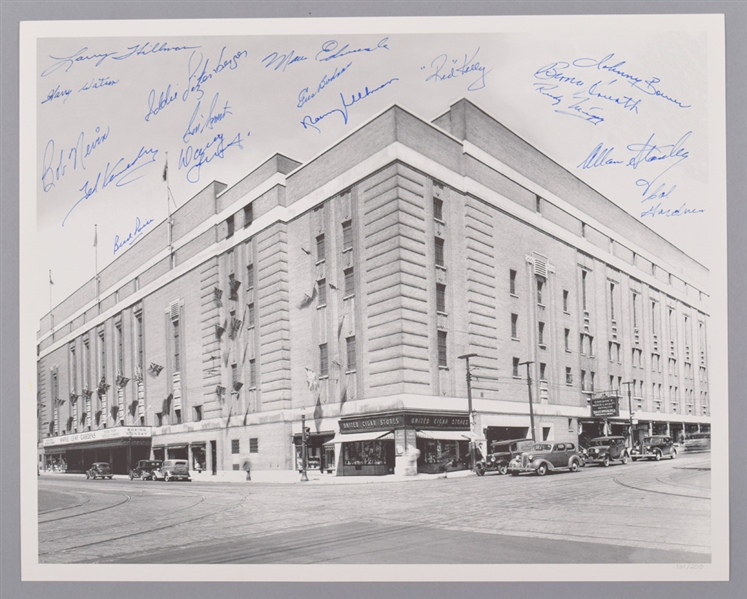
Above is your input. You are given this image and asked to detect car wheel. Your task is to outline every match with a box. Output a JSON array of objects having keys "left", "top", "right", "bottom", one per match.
[
  {"left": 141, "top": 473, "right": 148, "bottom": 480},
  {"left": 570, "top": 460, "right": 579, "bottom": 472},
  {"left": 475, "top": 463, "right": 485, "bottom": 476},
  {"left": 536, "top": 463, "right": 548, "bottom": 476},
  {"left": 622, "top": 453, "right": 629, "bottom": 465},
  {"left": 498, "top": 464, "right": 508, "bottom": 476},
  {"left": 165, "top": 474, "right": 171, "bottom": 482},
  {"left": 85, "top": 472, "right": 90, "bottom": 479},
  {"left": 603, "top": 456, "right": 610, "bottom": 467},
  {"left": 655, "top": 450, "right": 662, "bottom": 461},
  {"left": 671, "top": 449, "right": 677, "bottom": 460}
]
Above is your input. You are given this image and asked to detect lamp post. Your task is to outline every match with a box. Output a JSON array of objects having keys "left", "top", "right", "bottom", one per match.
[
  {"left": 300, "top": 414, "right": 309, "bottom": 482},
  {"left": 621, "top": 381, "right": 635, "bottom": 449},
  {"left": 458, "top": 353, "right": 479, "bottom": 472},
  {"left": 519, "top": 361, "right": 536, "bottom": 442}
]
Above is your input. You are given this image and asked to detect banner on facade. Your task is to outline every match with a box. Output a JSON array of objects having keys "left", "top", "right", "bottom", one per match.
[
  {"left": 590, "top": 396, "right": 620, "bottom": 418},
  {"left": 42, "top": 426, "right": 152, "bottom": 447}
]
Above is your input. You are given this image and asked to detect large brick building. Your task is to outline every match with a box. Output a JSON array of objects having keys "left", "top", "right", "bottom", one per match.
[{"left": 37, "top": 99, "right": 711, "bottom": 476}]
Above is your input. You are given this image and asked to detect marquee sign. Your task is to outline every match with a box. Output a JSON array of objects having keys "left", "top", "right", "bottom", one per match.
[
  {"left": 42, "top": 426, "right": 152, "bottom": 447},
  {"left": 339, "top": 412, "right": 470, "bottom": 433}
]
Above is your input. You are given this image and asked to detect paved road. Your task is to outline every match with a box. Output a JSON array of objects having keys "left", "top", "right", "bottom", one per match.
[{"left": 38, "top": 452, "right": 711, "bottom": 564}]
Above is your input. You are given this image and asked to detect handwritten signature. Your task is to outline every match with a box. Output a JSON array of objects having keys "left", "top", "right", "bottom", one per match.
[
  {"left": 577, "top": 131, "right": 692, "bottom": 202},
  {"left": 262, "top": 49, "right": 308, "bottom": 72},
  {"left": 41, "top": 126, "right": 111, "bottom": 193},
  {"left": 300, "top": 77, "right": 399, "bottom": 133},
  {"left": 178, "top": 131, "right": 249, "bottom": 184},
  {"left": 183, "top": 93, "right": 233, "bottom": 144},
  {"left": 41, "top": 85, "right": 72, "bottom": 105},
  {"left": 40, "top": 42, "right": 201, "bottom": 77},
  {"left": 423, "top": 48, "right": 491, "bottom": 91},
  {"left": 79, "top": 76, "right": 119, "bottom": 93},
  {"left": 182, "top": 47, "right": 248, "bottom": 103},
  {"left": 63, "top": 146, "right": 159, "bottom": 226},
  {"left": 113, "top": 216, "right": 155, "bottom": 254},
  {"left": 297, "top": 62, "right": 352, "bottom": 109},
  {"left": 315, "top": 37, "right": 389, "bottom": 62}
]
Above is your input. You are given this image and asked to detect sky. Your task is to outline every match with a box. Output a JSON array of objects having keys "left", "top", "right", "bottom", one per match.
[{"left": 31, "top": 18, "right": 722, "bottom": 322}]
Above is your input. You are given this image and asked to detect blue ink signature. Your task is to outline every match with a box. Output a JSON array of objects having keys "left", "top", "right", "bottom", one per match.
[
  {"left": 145, "top": 84, "right": 179, "bottom": 122},
  {"left": 113, "top": 216, "right": 155, "bottom": 254},
  {"left": 178, "top": 131, "right": 249, "bottom": 184},
  {"left": 315, "top": 37, "right": 389, "bottom": 62},
  {"left": 79, "top": 76, "right": 119, "bottom": 93},
  {"left": 41, "top": 126, "right": 111, "bottom": 192},
  {"left": 423, "top": 48, "right": 491, "bottom": 91},
  {"left": 297, "top": 62, "right": 352, "bottom": 109},
  {"left": 640, "top": 203, "right": 704, "bottom": 218},
  {"left": 571, "top": 54, "right": 691, "bottom": 109},
  {"left": 262, "top": 49, "right": 308, "bottom": 72},
  {"left": 553, "top": 96, "right": 605, "bottom": 125},
  {"left": 41, "top": 42, "right": 202, "bottom": 77},
  {"left": 300, "top": 77, "right": 399, "bottom": 133},
  {"left": 577, "top": 131, "right": 692, "bottom": 203},
  {"left": 41, "top": 85, "right": 72, "bottom": 105},
  {"left": 182, "top": 47, "right": 248, "bottom": 103},
  {"left": 183, "top": 93, "right": 233, "bottom": 143},
  {"left": 63, "top": 146, "right": 159, "bottom": 226}
]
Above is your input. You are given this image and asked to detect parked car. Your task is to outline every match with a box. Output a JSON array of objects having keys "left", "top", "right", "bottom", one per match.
[
  {"left": 683, "top": 432, "right": 711, "bottom": 452},
  {"left": 631, "top": 436, "right": 677, "bottom": 461},
  {"left": 586, "top": 436, "right": 630, "bottom": 467},
  {"left": 85, "top": 462, "right": 113, "bottom": 480},
  {"left": 129, "top": 459, "right": 163, "bottom": 480},
  {"left": 154, "top": 459, "right": 191, "bottom": 482},
  {"left": 508, "top": 442, "right": 583, "bottom": 476},
  {"left": 475, "top": 439, "right": 534, "bottom": 476}
]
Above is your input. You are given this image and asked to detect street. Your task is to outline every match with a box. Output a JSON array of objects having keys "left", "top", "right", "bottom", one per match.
[{"left": 38, "top": 451, "right": 711, "bottom": 564}]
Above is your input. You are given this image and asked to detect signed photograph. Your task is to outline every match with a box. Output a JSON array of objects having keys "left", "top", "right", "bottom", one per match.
[{"left": 19, "top": 14, "right": 728, "bottom": 582}]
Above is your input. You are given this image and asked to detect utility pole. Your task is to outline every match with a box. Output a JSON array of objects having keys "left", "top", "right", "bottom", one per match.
[
  {"left": 300, "top": 414, "right": 309, "bottom": 482},
  {"left": 458, "top": 353, "right": 478, "bottom": 472},
  {"left": 621, "top": 381, "right": 635, "bottom": 449},
  {"left": 519, "top": 361, "right": 536, "bottom": 442}
]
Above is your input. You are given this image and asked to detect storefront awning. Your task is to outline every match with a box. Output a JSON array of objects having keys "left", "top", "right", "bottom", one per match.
[
  {"left": 323, "top": 431, "right": 394, "bottom": 445},
  {"left": 415, "top": 430, "right": 472, "bottom": 441}
]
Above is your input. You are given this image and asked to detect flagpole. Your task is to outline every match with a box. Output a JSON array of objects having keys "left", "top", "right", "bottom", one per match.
[
  {"left": 163, "top": 153, "right": 174, "bottom": 268},
  {"left": 49, "top": 270, "right": 52, "bottom": 313},
  {"left": 94, "top": 224, "right": 99, "bottom": 308}
]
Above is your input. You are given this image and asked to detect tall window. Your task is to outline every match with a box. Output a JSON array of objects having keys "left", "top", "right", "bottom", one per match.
[
  {"left": 98, "top": 329, "right": 106, "bottom": 380},
  {"left": 511, "top": 314, "right": 518, "bottom": 339},
  {"left": 581, "top": 270, "right": 588, "bottom": 311},
  {"left": 563, "top": 289, "right": 569, "bottom": 312},
  {"left": 231, "top": 363, "right": 238, "bottom": 388},
  {"left": 115, "top": 322, "right": 124, "bottom": 375},
  {"left": 83, "top": 338, "right": 91, "bottom": 390},
  {"left": 539, "top": 362, "right": 547, "bottom": 381},
  {"left": 316, "top": 234, "right": 326, "bottom": 263},
  {"left": 564, "top": 328, "right": 570, "bottom": 352},
  {"left": 512, "top": 357, "right": 520, "bottom": 377},
  {"left": 69, "top": 345, "right": 77, "bottom": 392},
  {"left": 226, "top": 215, "right": 235, "bottom": 238},
  {"left": 434, "top": 237, "right": 445, "bottom": 267},
  {"left": 609, "top": 282, "right": 616, "bottom": 320},
  {"left": 590, "top": 371, "right": 596, "bottom": 392},
  {"left": 246, "top": 263, "right": 254, "bottom": 289},
  {"left": 510, "top": 269, "right": 517, "bottom": 295},
  {"left": 436, "top": 283, "right": 446, "bottom": 313},
  {"left": 249, "top": 359, "right": 256, "bottom": 388},
  {"left": 342, "top": 220, "right": 353, "bottom": 251},
  {"left": 581, "top": 370, "right": 587, "bottom": 392},
  {"left": 651, "top": 301, "right": 658, "bottom": 334},
  {"left": 344, "top": 268, "right": 355, "bottom": 296},
  {"left": 538, "top": 322, "right": 545, "bottom": 346},
  {"left": 317, "top": 280, "right": 326, "bottom": 307},
  {"left": 173, "top": 318, "right": 181, "bottom": 372},
  {"left": 437, "top": 330, "right": 447, "bottom": 367},
  {"left": 346, "top": 336, "right": 356, "bottom": 372},
  {"left": 247, "top": 303, "right": 255, "bottom": 328},
  {"left": 135, "top": 311, "right": 144, "bottom": 371},
  {"left": 566, "top": 367, "right": 573, "bottom": 385},
  {"left": 433, "top": 197, "right": 444, "bottom": 221},
  {"left": 632, "top": 292, "right": 639, "bottom": 328},
  {"left": 537, "top": 279, "right": 544, "bottom": 305},
  {"left": 319, "top": 343, "right": 328, "bottom": 377}
]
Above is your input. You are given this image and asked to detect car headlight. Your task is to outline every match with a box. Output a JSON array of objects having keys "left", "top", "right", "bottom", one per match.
[{"left": 527, "top": 455, "right": 534, "bottom": 461}]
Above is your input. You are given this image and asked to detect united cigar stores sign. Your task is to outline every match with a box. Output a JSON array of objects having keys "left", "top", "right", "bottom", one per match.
[
  {"left": 590, "top": 396, "right": 620, "bottom": 418},
  {"left": 339, "top": 412, "right": 469, "bottom": 433},
  {"left": 42, "top": 426, "right": 152, "bottom": 447}
]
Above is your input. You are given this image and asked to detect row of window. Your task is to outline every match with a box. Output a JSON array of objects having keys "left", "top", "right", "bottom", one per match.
[
  {"left": 231, "top": 438, "right": 259, "bottom": 454},
  {"left": 318, "top": 336, "right": 357, "bottom": 377}
]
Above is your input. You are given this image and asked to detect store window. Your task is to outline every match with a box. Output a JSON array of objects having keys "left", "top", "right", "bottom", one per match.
[{"left": 344, "top": 441, "right": 387, "bottom": 466}]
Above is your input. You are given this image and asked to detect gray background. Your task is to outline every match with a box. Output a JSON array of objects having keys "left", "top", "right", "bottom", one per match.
[{"left": 1, "top": 1, "right": 744, "bottom": 598}]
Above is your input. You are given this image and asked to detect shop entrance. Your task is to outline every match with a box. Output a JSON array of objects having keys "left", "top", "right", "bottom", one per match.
[
  {"left": 484, "top": 426, "right": 530, "bottom": 450},
  {"left": 293, "top": 433, "right": 335, "bottom": 471}
]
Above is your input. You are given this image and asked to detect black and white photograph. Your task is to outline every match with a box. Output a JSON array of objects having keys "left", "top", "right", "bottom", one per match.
[{"left": 18, "top": 13, "right": 729, "bottom": 582}]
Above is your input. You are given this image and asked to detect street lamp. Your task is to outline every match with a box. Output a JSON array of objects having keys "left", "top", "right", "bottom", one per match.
[
  {"left": 458, "top": 353, "right": 478, "bottom": 472},
  {"left": 621, "top": 382, "right": 635, "bottom": 449},
  {"left": 519, "top": 361, "right": 536, "bottom": 442},
  {"left": 300, "top": 413, "right": 309, "bottom": 482}
]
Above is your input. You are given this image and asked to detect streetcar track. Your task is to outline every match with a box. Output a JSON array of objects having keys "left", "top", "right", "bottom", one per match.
[
  {"left": 612, "top": 475, "right": 709, "bottom": 499},
  {"left": 39, "top": 495, "right": 91, "bottom": 515},
  {"left": 39, "top": 493, "right": 132, "bottom": 524},
  {"left": 40, "top": 492, "right": 249, "bottom": 559}
]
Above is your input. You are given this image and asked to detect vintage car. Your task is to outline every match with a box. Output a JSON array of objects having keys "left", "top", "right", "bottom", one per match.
[
  {"left": 631, "top": 436, "right": 677, "bottom": 461},
  {"left": 153, "top": 459, "right": 191, "bottom": 482},
  {"left": 129, "top": 459, "right": 164, "bottom": 480},
  {"left": 508, "top": 442, "right": 583, "bottom": 476},
  {"left": 85, "top": 462, "right": 113, "bottom": 480},
  {"left": 475, "top": 439, "right": 534, "bottom": 476},
  {"left": 683, "top": 432, "right": 711, "bottom": 452},
  {"left": 586, "top": 436, "right": 630, "bottom": 467}
]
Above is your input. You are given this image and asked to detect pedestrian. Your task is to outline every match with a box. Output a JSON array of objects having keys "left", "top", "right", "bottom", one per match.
[{"left": 242, "top": 459, "right": 251, "bottom": 481}]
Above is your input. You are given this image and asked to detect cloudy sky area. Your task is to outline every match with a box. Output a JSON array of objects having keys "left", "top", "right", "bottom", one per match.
[{"left": 33, "top": 19, "right": 719, "bottom": 321}]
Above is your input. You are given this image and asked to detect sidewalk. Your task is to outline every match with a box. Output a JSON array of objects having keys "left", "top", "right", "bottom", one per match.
[{"left": 39, "top": 468, "right": 476, "bottom": 485}]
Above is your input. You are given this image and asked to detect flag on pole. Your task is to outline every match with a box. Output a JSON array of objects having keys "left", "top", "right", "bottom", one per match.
[
  {"left": 163, "top": 155, "right": 169, "bottom": 181},
  {"left": 304, "top": 367, "right": 319, "bottom": 393},
  {"left": 49, "top": 270, "right": 54, "bottom": 285},
  {"left": 93, "top": 225, "right": 97, "bottom": 247}
]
